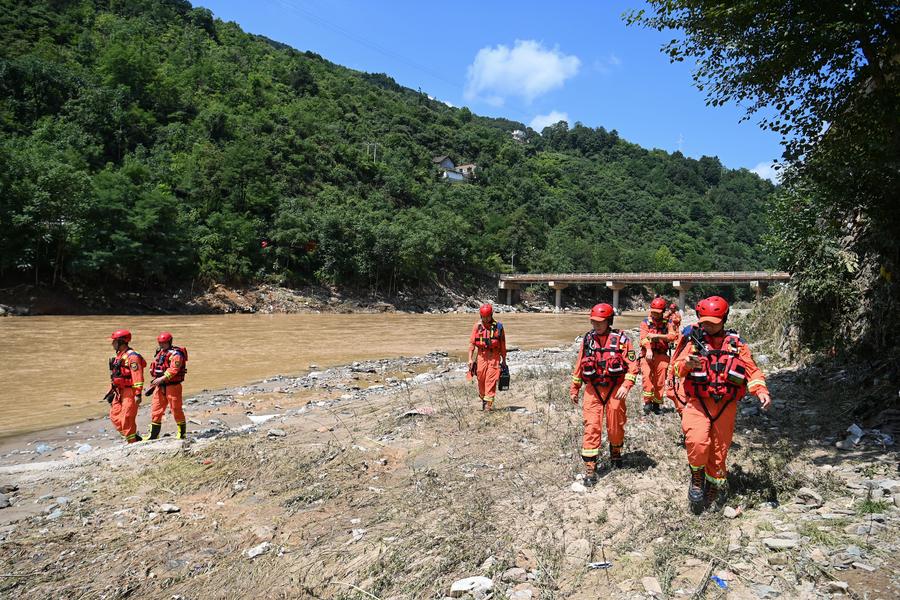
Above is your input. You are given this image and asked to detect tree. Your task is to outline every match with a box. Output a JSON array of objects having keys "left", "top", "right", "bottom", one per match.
[{"left": 627, "top": 1, "right": 900, "bottom": 353}]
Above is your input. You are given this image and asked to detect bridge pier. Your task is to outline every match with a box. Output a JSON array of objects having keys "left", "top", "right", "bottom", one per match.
[
  {"left": 498, "top": 280, "right": 520, "bottom": 305},
  {"left": 672, "top": 281, "right": 693, "bottom": 311},
  {"left": 605, "top": 281, "right": 626, "bottom": 313},
  {"left": 548, "top": 281, "right": 568, "bottom": 312},
  {"left": 750, "top": 280, "right": 768, "bottom": 303}
]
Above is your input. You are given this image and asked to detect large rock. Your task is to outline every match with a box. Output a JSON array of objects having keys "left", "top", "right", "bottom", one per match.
[
  {"left": 764, "top": 537, "right": 799, "bottom": 550},
  {"left": 449, "top": 576, "right": 493, "bottom": 598},
  {"left": 564, "top": 538, "right": 591, "bottom": 567},
  {"left": 641, "top": 576, "right": 663, "bottom": 596},
  {"left": 0, "top": 494, "right": 9, "bottom": 509},
  {"left": 795, "top": 487, "right": 824, "bottom": 507},
  {"left": 501, "top": 567, "right": 527, "bottom": 583},
  {"left": 245, "top": 541, "right": 272, "bottom": 559}
]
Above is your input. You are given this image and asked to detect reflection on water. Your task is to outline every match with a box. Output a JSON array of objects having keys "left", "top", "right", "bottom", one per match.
[{"left": 0, "top": 311, "right": 644, "bottom": 438}]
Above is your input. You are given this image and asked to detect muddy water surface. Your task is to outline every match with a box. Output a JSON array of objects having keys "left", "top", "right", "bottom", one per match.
[{"left": 0, "top": 311, "right": 644, "bottom": 438}]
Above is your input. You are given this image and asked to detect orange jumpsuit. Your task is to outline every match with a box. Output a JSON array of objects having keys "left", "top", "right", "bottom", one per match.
[
  {"left": 570, "top": 329, "right": 638, "bottom": 461},
  {"left": 109, "top": 348, "right": 145, "bottom": 443},
  {"left": 664, "top": 326, "right": 690, "bottom": 414},
  {"left": 639, "top": 314, "right": 678, "bottom": 406},
  {"left": 672, "top": 329, "right": 768, "bottom": 486},
  {"left": 150, "top": 346, "right": 187, "bottom": 436},
  {"left": 470, "top": 320, "right": 507, "bottom": 407}
]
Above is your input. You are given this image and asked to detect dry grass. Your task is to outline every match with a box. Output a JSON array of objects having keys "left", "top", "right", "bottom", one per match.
[{"left": 2, "top": 355, "right": 887, "bottom": 600}]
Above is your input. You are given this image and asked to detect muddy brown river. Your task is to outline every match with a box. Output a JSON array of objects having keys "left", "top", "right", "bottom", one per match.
[{"left": 0, "top": 311, "right": 645, "bottom": 438}]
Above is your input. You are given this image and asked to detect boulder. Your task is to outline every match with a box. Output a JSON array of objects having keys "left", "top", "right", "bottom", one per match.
[
  {"left": 501, "top": 567, "right": 527, "bottom": 583},
  {"left": 449, "top": 576, "right": 493, "bottom": 598},
  {"left": 763, "top": 538, "right": 798, "bottom": 550}
]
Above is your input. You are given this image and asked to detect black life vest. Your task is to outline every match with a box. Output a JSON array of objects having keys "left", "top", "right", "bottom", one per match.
[
  {"left": 579, "top": 329, "right": 628, "bottom": 386},
  {"left": 474, "top": 321, "right": 503, "bottom": 351},
  {"left": 150, "top": 346, "right": 188, "bottom": 384},
  {"left": 683, "top": 330, "right": 749, "bottom": 405},
  {"left": 109, "top": 349, "right": 145, "bottom": 387}
]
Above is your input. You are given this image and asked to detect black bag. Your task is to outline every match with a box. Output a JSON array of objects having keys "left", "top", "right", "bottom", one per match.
[{"left": 498, "top": 363, "right": 510, "bottom": 391}]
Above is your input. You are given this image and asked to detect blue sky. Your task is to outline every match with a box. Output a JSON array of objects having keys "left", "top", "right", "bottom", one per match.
[{"left": 199, "top": 0, "right": 781, "bottom": 179}]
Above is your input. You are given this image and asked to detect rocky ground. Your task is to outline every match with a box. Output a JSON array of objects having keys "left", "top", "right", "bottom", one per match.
[{"left": 0, "top": 333, "right": 897, "bottom": 599}]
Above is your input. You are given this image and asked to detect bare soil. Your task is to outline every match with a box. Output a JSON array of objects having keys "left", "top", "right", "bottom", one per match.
[{"left": 0, "top": 342, "right": 897, "bottom": 599}]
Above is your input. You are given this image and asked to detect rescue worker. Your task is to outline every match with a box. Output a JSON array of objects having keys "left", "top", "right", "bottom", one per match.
[
  {"left": 107, "top": 330, "right": 145, "bottom": 443},
  {"left": 570, "top": 303, "right": 638, "bottom": 483},
  {"left": 468, "top": 303, "right": 507, "bottom": 411},
  {"left": 639, "top": 297, "right": 678, "bottom": 414},
  {"left": 665, "top": 302, "right": 682, "bottom": 329},
  {"left": 671, "top": 296, "right": 771, "bottom": 513},
  {"left": 147, "top": 332, "right": 188, "bottom": 440}
]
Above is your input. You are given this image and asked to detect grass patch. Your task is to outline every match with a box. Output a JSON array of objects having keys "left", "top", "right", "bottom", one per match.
[
  {"left": 856, "top": 498, "right": 890, "bottom": 515},
  {"left": 798, "top": 522, "right": 841, "bottom": 547}
]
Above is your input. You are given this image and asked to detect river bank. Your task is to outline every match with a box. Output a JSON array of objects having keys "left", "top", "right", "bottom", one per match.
[
  {"left": 0, "top": 281, "right": 554, "bottom": 317},
  {"left": 0, "top": 332, "right": 898, "bottom": 598},
  {"left": 0, "top": 279, "right": 687, "bottom": 317}
]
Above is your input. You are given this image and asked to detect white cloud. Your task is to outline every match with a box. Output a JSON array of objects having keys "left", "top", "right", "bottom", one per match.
[
  {"left": 750, "top": 161, "right": 782, "bottom": 183},
  {"left": 529, "top": 110, "right": 569, "bottom": 132},
  {"left": 464, "top": 40, "right": 581, "bottom": 104},
  {"left": 593, "top": 53, "right": 622, "bottom": 74}
]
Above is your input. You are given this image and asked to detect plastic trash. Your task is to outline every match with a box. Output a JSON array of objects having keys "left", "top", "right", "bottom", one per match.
[
  {"left": 587, "top": 561, "right": 612, "bottom": 569},
  {"left": 710, "top": 575, "right": 728, "bottom": 589},
  {"left": 35, "top": 443, "right": 53, "bottom": 454}
]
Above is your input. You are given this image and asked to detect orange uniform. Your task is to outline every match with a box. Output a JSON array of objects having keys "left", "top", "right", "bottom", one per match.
[
  {"left": 570, "top": 329, "right": 639, "bottom": 462},
  {"left": 149, "top": 346, "right": 188, "bottom": 439},
  {"left": 470, "top": 319, "right": 507, "bottom": 408},
  {"left": 639, "top": 314, "right": 678, "bottom": 407},
  {"left": 664, "top": 326, "right": 690, "bottom": 414},
  {"left": 109, "top": 348, "right": 146, "bottom": 443},
  {"left": 672, "top": 327, "right": 768, "bottom": 486}
]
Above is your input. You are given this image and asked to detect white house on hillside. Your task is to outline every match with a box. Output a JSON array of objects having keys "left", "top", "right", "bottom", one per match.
[{"left": 433, "top": 155, "right": 475, "bottom": 182}]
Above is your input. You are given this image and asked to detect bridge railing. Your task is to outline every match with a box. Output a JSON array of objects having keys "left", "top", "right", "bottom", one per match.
[{"left": 499, "top": 271, "right": 790, "bottom": 283}]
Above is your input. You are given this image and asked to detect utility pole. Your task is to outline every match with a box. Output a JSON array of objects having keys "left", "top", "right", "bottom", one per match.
[{"left": 364, "top": 142, "right": 381, "bottom": 163}]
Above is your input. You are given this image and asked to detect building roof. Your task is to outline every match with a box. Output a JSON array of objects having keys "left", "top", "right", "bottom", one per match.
[{"left": 432, "top": 155, "right": 451, "bottom": 164}]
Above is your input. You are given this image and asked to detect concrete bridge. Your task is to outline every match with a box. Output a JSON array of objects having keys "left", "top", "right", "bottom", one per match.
[{"left": 498, "top": 271, "right": 790, "bottom": 311}]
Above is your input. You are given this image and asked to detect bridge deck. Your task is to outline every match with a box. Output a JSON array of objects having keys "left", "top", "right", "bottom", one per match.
[{"left": 499, "top": 271, "right": 789, "bottom": 284}]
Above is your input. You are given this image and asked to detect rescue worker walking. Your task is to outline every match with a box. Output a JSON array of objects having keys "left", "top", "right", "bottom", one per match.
[
  {"left": 639, "top": 297, "right": 678, "bottom": 414},
  {"left": 665, "top": 302, "right": 682, "bottom": 329},
  {"left": 147, "top": 332, "right": 188, "bottom": 440},
  {"left": 107, "top": 330, "right": 145, "bottom": 444},
  {"left": 468, "top": 303, "right": 507, "bottom": 411},
  {"left": 570, "top": 303, "right": 638, "bottom": 483},
  {"left": 671, "top": 296, "right": 771, "bottom": 513}
]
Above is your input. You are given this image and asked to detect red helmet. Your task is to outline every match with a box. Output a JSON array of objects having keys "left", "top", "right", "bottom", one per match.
[
  {"left": 590, "top": 303, "right": 614, "bottom": 321},
  {"left": 696, "top": 296, "right": 730, "bottom": 324},
  {"left": 650, "top": 297, "right": 667, "bottom": 312},
  {"left": 157, "top": 331, "right": 173, "bottom": 344},
  {"left": 479, "top": 303, "right": 493, "bottom": 317},
  {"left": 109, "top": 329, "right": 132, "bottom": 343}
]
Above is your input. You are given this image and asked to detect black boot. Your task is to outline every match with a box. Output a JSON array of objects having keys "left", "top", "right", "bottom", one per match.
[
  {"left": 650, "top": 402, "right": 661, "bottom": 415},
  {"left": 176, "top": 421, "right": 186, "bottom": 440},
  {"left": 704, "top": 480, "right": 721, "bottom": 511},
  {"left": 610, "top": 445, "right": 623, "bottom": 469},
  {"left": 583, "top": 459, "right": 598, "bottom": 487},
  {"left": 689, "top": 467, "right": 705, "bottom": 514},
  {"left": 148, "top": 422, "right": 161, "bottom": 440}
]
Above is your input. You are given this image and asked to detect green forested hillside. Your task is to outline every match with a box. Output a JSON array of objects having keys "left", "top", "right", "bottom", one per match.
[{"left": 0, "top": 0, "right": 775, "bottom": 293}]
